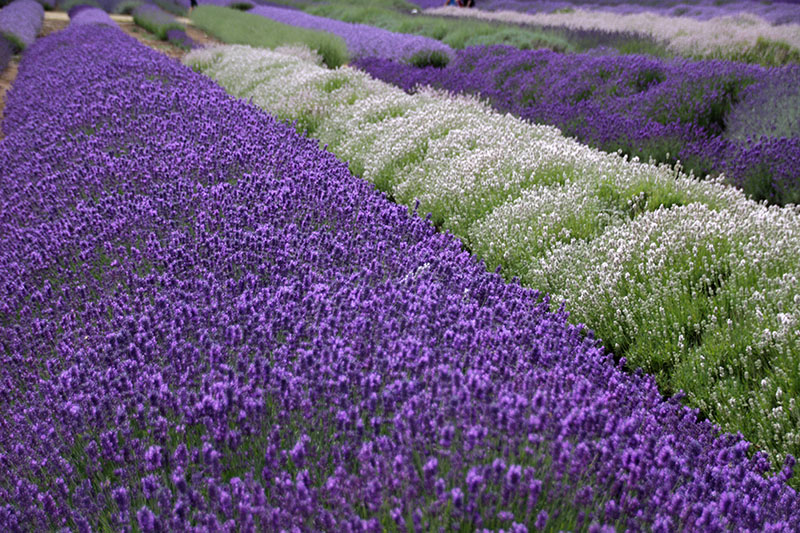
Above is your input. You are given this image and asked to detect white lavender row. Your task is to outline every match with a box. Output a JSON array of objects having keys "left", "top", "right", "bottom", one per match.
[
  {"left": 185, "top": 44, "right": 800, "bottom": 476},
  {"left": 426, "top": 5, "right": 800, "bottom": 63}
]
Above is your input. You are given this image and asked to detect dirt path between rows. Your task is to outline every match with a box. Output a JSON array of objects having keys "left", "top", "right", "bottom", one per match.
[{"left": 0, "top": 12, "right": 222, "bottom": 139}]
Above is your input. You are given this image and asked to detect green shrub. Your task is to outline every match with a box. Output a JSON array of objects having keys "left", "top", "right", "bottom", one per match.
[
  {"left": 304, "top": 4, "right": 577, "bottom": 53},
  {"left": 190, "top": 5, "right": 348, "bottom": 68},
  {"left": 58, "top": 0, "right": 99, "bottom": 13},
  {"left": 229, "top": 1, "right": 253, "bottom": 11},
  {"left": 152, "top": 0, "right": 185, "bottom": 17},
  {"left": 408, "top": 49, "right": 450, "bottom": 68},
  {"left": 133, "top": 5, "right": 184, "bottom": 40},
  {"left": 113, "top": 0, "right": 140, "bottom": 14}
]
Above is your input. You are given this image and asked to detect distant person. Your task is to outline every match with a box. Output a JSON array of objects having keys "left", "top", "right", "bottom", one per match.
[
  {"left": 190, "top": 0, "right": 197, "bottom": 11},
  {"left": 463, "top": 0, "right": 475, "bottom": 6},
  {"left": 444, "top": 0, "right": 457, "bottom": 5}
]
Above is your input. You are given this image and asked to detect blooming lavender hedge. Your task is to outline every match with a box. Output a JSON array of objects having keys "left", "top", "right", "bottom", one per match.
[
  {"left": 353, "top": 46, "right": 800, "bottom": 205},
  {"left": 69, "top": 5, "right": 115, "bottom": 25},
  {"left": 3, "top": 23, "right": 800, "bottom": 531},
  {"left": 0, "top": 0, "right": 42, "bottom": 52},
  {"left": 187, "top": 44, "right": 800, "bottom": 480},
  {"left": 250, "top": 4, "right": 454, "bottom": 65},
  {"left": 133, "top": 3, "right": 183, "bottom": 40}
]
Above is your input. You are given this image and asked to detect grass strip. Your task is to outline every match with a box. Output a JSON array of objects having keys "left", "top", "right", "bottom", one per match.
[{"left": 190, "top": 5, "right": 348, "bottom": 68}]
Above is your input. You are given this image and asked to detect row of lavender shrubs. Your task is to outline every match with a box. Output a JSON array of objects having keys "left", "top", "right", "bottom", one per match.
[
  {"left": 1, "top": 21, "right": 799, "bottom": 532},
  {"left": 250, "top": 4, "right": 454, "bottom": 67},
  {"left": 0, "top": 0, "right": 42, "bottom": 52},
  {"left": 355, "top": 45, "right": 800, "bottom": 206},
  {"left": 132, "top": 3, "right": 194, "bottom": 49}
]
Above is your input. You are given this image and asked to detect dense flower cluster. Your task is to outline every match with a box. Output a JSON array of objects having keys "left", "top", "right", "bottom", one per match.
[
  {"left": 412, "top": 0, "right": 800, "bottom": 25},
  {"left": 3, "top": 23, "right": 800, "bottom": 531},
  {"left": 427, "top": 5, "right": 800, "bottom": 62},
  {"left": 353, "top": 46, "right": 800, "bottom": 205},
  {"left": 69, "top": 6, "right": 115, "bottom": 26},
  {"left": 0, "top": 0, "right": 43, "bottom": 52},
  {"left": 250, "top": 5, "right": 454, "bottom": 64},
  {"left": 133, "top": 3, "right": 184, "bottom": 40},
  {"left": 187, "top": 44, "right": 800, "bottom": 478}
]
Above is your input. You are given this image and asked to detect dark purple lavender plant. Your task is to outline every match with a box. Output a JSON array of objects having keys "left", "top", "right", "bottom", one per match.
[
  {"left": 0, "top": 0, "right": 42, "bottom": 51},
  {"left": 165, "top": 27, "right": 194, "bottom": 49},
  {"left": 0, "top": 35, "right": 11, "bottom": 71},
  {"left": 1, "top": 23, "right": 799, "bottom": 531},
  {"left": 250, "top": 4, "right": 454, "bottom": 64},
  {"left": 354, "top": 45, "right": 800, "bottom": 204}
]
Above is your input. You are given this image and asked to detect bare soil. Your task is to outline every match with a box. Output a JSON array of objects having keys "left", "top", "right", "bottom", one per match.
[{"left": 0, "top": 12, "right": 222, "bottom": 138}]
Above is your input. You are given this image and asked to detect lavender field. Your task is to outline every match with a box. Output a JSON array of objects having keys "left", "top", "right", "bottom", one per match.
[{"left": 1, "top": 1, "right": 799, "bottom": 531}]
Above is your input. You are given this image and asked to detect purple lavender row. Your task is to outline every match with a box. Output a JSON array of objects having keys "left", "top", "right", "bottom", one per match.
[
  {"left": 0, "top": 0, "right": 42, "bottom": 52},
  {"left": 1, "top": 23, "right": 799, "bottom": 531},
  {"left": 250, "top": 5, "right": 454, "bottom": 64},
  {"left": 354, "top": 46, "right": 800, "bottom": 205}
]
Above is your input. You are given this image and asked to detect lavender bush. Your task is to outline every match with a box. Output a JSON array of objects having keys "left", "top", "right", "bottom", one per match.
[
  {"left": 0, "top": 0, "right": 42, "bottom": 51},
  {"left": 725, "top": 65, "right": 800, "bottom": 142},
  {"left": 3, "top": 23, "right": 800, "bottom": 531},
  {"left": 187, "top": 44, "right": 800, "bottom": 479},
  {"left": 133, "top": 3, "right": 183, "bottom": 40},
  {"left": 165, "top": 27, "right": 194, "bottom": 49},
  {"left": 0, "top": 35, "right": 10, "bottom": 71},
  {"left": 69, "top": 5, "right": 115, "bottom": 25},
  {"left": 251, "top": 4, "right": 454, "bottom": 64},
  {"left": 353, "top": 46, "right": 800, "bottom": 205}
]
